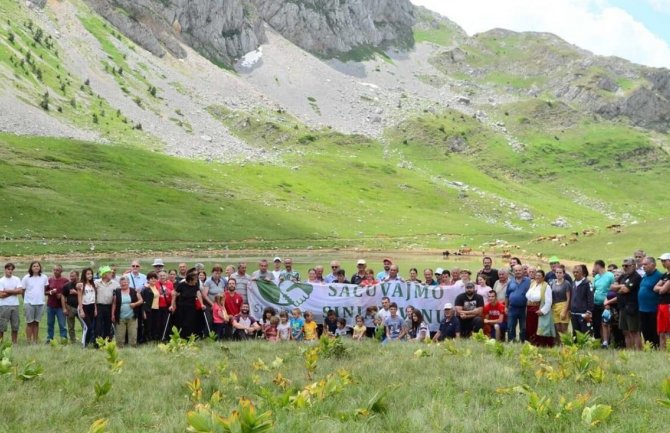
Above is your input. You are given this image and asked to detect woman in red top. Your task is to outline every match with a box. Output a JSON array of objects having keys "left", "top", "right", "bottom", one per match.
[{"left": 157, "top": 270, "right": 174, "bottom": 341}]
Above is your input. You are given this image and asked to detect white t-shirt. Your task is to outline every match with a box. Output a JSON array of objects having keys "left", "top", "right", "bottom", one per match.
[
  {"left": 81, "top": 283, "right": 96, "bottom": 305},
  {"left": 277, "top": 321, "right": 290, "bottom": 341},
  {"left": 21, "top": 274, "right": 48, "bottom": 305},
  {"left": 0, "top": 276, "right": 22, "bottom": 306}
]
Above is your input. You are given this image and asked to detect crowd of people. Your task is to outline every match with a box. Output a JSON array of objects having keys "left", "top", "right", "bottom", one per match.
[{"left": 0, "top": 250, "right": 668, "bottom": 351}]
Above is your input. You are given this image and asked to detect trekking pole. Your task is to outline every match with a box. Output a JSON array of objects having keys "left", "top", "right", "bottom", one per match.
[
  {"left": 203, "top": 310, "right": 212, "bottom": 335},
  {"left": 161, "top": 312, "right": 172, "bottom": 341}
]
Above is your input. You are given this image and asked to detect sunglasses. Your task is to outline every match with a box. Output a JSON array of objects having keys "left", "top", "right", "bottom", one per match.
[{"left": 132, "top": 265, "right": 140, "bottom": 268}]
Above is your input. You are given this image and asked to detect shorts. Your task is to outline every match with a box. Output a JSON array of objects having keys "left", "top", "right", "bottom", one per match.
[
  {"left": 657, "top": 304, "right": 670, "bottom": 334},
  {"left": 24, "top": 303, "right": 45, "bottom": 323},
  {"left": 0, "top": 306, "right": 20, "bottom": 332},
  {"left": 552, "top": 301, "right": 569, "bottom": 324},
  {"left": 619, "top": 311, "right": 640, "bottom": 332}
]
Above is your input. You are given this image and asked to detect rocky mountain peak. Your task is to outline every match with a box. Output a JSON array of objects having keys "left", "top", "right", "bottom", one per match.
[{"left": 82, "top": 0, "right": 415, "bottom": 67}]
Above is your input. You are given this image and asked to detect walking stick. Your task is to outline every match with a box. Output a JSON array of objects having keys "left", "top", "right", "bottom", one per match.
[
  {"left": 203, "top": 310, "right": 212, "bottom": 335},
  {"left": 161, "top": 312, "right": 172, "bottom": 341}
]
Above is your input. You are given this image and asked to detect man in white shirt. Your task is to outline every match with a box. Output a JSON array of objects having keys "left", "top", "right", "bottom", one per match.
[
  {"left": 272, "top": 257, "right": 282, "bottom": 285},
  {"left": 0, "top": 263, "right": 23, "bottom": 343}
]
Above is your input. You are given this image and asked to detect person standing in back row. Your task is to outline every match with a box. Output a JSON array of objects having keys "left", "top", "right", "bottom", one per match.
[
  {"left": 0, "top": 263, "right": 23, "bottom": 344},
  {"left": 231, "top": 262, "right": 251, "bottom": 304},
  {"left": 46, "top": 264, "right": 68, "bottom": 343},
  {"left": 611, "top": 258, "right": 642, "bottom": 350},
  {"left": 22, "top": 261, "right": 48, "bottom": 344},
  {"left": 62, "top": 270, "right": 82, "bottom": 344},
  {"left": 506, "top": 265, "right": 530, "bottom": 342},
  {"left": 639, "top": 257, "right": 662, "bottom": 348},
  {"left": 95, "top": 266, "right": 119, "bottom": 342}
]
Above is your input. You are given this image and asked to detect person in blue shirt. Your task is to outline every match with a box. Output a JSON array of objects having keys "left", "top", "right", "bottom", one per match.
[
  {"left": 506, "top": 265, "right": 530, "bottom": 342},
  {"left": 433, "top": 303, "right": 460, "bottom": 341},
  {"left": 639, "top": 257, "right": 662, "bottom": 348},
  {"left": 592, "top": 260, "right": 615, "bottom": 341}
]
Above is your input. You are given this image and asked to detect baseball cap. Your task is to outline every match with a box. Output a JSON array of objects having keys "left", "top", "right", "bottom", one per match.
[
  {"left": 443, "top": 303, "right": 453, "bottom": 309},
  {"left": 152, "top": 258, "right": 165, "bottom": 267},
  {"left": 658, "top": 253, "right": 670, "bottom": 261},
  {"left": 99, "top": 266, "right": 112, "bottom": 276},
  {"left": 435, "top": 267, "right": 444, "bottom": 275},
  {"left": 357, "top": 259, "right": 366, "bottom": 265},
  {"left": 383, "top": 257, "right": 393, "bottom": 264},
  {"left": 549, "top": 256, "right": 560, "bottom": 263},
  {"left": 273, "top": 257, "right": 282, "bottom": 262}
]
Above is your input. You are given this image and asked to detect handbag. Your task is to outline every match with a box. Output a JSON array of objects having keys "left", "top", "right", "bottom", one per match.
[{"left": 537, "top": 283, "right": 556, "bottom": 337}]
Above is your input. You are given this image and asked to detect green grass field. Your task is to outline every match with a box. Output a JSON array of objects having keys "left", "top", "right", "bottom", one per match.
[{"left": 1, "top": 337, "right": 669, "bottom": 433}]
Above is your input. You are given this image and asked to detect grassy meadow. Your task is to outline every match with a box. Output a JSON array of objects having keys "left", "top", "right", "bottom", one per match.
[{"left": 1, "top": 337, "right": 669, "bottom": 433}]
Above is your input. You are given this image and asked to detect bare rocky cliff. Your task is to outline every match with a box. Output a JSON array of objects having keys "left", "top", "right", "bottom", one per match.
[
  {"left": 252, "top": 0, "right": 415, "bottom": 56},
  {"left": 81, "top": 0, "right": 415, "bottom": 66},
  {"left": 84, "top": 0, "right": 265, "bottom": 66}
]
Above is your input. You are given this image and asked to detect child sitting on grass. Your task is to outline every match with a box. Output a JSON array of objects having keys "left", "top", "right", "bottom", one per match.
[
  {"left": 264, "top": 316, "right": 279, "bottom": 342},
  {"left": 334, "top": 317, "right": 349, "bottom": 337},
  {"left": 353, "top": 315, "right": 366, "bottom": 341}
]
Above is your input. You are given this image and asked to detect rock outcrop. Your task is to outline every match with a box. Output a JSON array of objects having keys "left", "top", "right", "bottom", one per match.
[
  {"left": 252, "top": 0, "right": 416, "bottom": 56},
  {"left": 85, "top": 0, "right": 266, "bottom": 66},
  {"left": 84, "top": 0, "right": 416, "bottom": 66}
]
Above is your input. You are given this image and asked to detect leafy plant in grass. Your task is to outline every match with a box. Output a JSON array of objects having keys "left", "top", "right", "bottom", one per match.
[
  {"left": 16, "top": 360, "right": 43, "bottom": 381},
  {"left": 318, "top": 335, "right": 349, "bottom": 358},
  {"left": 94, "top": 377, "right": 112, "bottom": 401},
  {"left": 302, "top": 346, "right": 319, "bottom": 380},
  {"left": 96, "top": 337, "right": 123, "bottom": 373},
  {"left": 88, "top": 419, "right": 109, "bottom": 433},
  {"left": 159, "top": 327, "right": 199, "bottom": 354},
  {"left": 187, "top": 397, "right": 274, "bottom": 433},
  {"left": 581, "top": 404, "right": 613, "bottom": 427},
  {"left": 658, "top": 378, "right": 670, "bottom": 408},
  {"left": 0, "top": 341, "right": 12, "bottom": 375}
]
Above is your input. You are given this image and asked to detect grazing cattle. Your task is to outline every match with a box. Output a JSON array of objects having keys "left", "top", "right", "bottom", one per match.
[{"left": 442, "top": 250, "right": 451, "bottom": 258}]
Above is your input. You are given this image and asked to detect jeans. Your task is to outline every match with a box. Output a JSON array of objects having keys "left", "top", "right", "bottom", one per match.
[
  {"left": 507, "top": 305, "right": 526, "bottom": 342},
  {"left": 47, "top": 307, "right": 67, "bottom": 341}
]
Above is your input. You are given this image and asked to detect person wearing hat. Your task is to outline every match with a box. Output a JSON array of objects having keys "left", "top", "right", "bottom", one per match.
[
  {"left": 152, "top": 258, "right": 165, "bottom": 272},
  {"left": 433, "top": 303, "right": 460, "bottom": 341},
  {"left": 653, "top": 253, "right": 670, "bottom": 350},
  {"left": 610, "top": 258, "right": 642, "bottom": 350},
  {"left": 545, "top": 256, "right": 573, "bottom": 284},
  {"left": 455, "top": 282, "right": 485, "bottom": 338},
  {"left": 351, "top": 260, "right": 367, "bottom": 285},
  {"left": 95, "top": 265, "right": 120, "bottom": 341},
  {"left": 272, "top": 257, "right": 282, "bottom": 285},
  {"left": 376, "top": 258, "right": 392, "bottom": 281}
]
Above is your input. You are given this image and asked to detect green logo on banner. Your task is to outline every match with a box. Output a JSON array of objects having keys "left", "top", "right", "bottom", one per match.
[{"left": 256, "top": 280, "right": 314, "bottom": 307}]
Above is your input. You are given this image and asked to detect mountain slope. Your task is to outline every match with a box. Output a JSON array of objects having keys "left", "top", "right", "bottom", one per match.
[{"left": 0, "top": 0, "right": 669, "bottom": 260}]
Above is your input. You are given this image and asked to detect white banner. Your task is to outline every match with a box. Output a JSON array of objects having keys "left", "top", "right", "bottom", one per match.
[{"left": 249, "top": 280, "right": 466, "bottom": 331}]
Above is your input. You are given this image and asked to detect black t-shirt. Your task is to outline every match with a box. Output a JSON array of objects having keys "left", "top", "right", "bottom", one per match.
[
  {"left": 62, "top": 281, "right": 79, "bottom": 308},
  {"left": 659, "top": 273, "right": 670, "bottom": 305},
  {"left": 176, "top": 281, "right": 199, "bottom": 308},
  {"left": 455, "top": 292, "right": 485, "bottom": 313},
  {"left": 617, "top": 272, "right": 641, "bottom": 310},
  {"left": 478, "top": 269, "right": 499, "bottom": 287}
]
